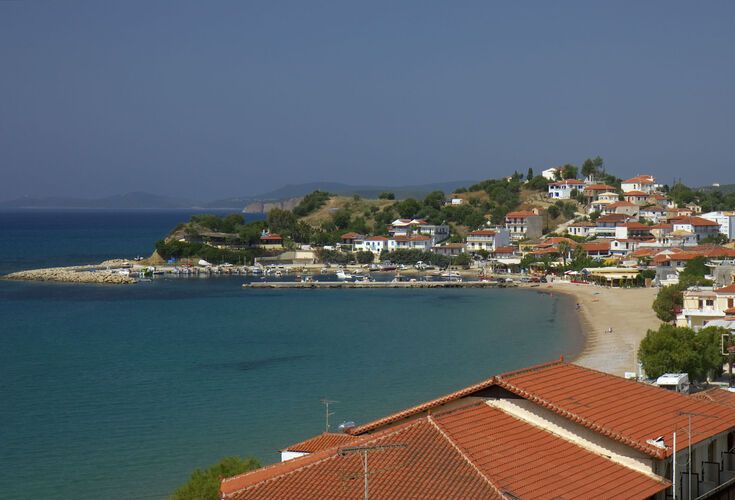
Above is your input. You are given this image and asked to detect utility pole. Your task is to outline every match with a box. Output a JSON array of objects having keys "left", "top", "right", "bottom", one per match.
[
  {"left": 339, "top": 444, "right": 406, "bottom": 500},
  {"left": 321, "top": 398, "right": 337, "bottom": 433}
]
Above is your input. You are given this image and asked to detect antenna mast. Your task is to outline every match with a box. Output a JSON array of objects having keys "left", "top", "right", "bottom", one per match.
[
  {"left": 339, "top": 444, "right": 407, "bottom": 500},
  {"left": 321, "top": 398, "right": 337, "bottom": 432}
]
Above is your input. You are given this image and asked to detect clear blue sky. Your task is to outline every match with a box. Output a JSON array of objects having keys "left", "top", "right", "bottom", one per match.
[{"left": 1, "top": 1, "right": 733, "bottom": 201}]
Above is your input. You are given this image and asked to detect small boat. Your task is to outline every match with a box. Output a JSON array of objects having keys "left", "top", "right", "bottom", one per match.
[{"left": 336, "top": 270, "right": 352, "bottom": 280}]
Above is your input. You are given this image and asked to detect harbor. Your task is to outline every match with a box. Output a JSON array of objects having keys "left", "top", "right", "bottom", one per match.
[{"left": 243, "top": 280, "right": 513, "bottom": 289}]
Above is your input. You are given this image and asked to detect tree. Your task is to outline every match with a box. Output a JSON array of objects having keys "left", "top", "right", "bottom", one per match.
[
  {"left": 394, "top": 198, "right": 421, "bottom": 218},
  {"left": 700, "top": 233, "right": 729, "bottom": 245},
  {"left": 452, "top": 252, "right": 471, "bottom": 268},
  {"left": 581, "top": 158, "right": 596, "bottom": 179},
  {"left": 638, "top": 324, "right": 725, "bottom": 382},
  {"left": 547, "top": 205, "right": 561, "bottom": 219},
  {"left": 332, "top": 209, "right": 352, "bottom": 230},
  {"left": 267, "top": 208, "right": 297, "bottom": 235},
  {"left": 292, "top": 191, "right": 331, "bottom": 217},
  {"left": 652, "top": 284, "right": 684, "bottom": 322},
  {"left": 355, "top": 250, "right": 374, "bottom": 264},
  {"left": 527, "top": 167, "right": 534, "bottom": 181},
  {"left": 424, "top": 191, "right": 446, "bottom": 210},
  {"left": 679, "top": 256, "right": 712, "bottom": 288},
  {"left": 172, "top": 456, "right": 261, "bottom": 500},
  {"left": 378, "top": 192, "right": 395, "bottom": 200},
  {"left": 561, "top": 164, "right": 578, "bottom": 180}
]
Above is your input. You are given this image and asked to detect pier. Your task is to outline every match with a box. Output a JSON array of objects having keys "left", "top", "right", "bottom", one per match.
[{"left": 243, "top": 281, "right": 513, "bottom": 289}]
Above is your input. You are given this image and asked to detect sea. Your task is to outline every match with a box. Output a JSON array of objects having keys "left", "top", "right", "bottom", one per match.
[{"left": 0, "top": 209, "right": 584, "bottom": 499}]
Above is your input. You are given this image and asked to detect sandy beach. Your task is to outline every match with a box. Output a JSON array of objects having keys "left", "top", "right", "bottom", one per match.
[{"left": 536, "top": 282, "right": 662, "bottom": 376}]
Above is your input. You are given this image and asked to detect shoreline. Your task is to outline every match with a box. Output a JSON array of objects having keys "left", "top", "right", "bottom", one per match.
[{"left": 524, "top": 282, "right": 661, "bottom": 377}]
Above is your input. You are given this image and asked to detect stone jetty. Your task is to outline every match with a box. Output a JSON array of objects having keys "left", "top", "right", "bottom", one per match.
[{"left": 3, "top": 263, "right": 136, "bottom": 284}]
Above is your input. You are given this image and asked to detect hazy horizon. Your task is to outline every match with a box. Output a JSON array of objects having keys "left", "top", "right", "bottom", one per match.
[{"left": 2, "top": 1, "right": 734, "bottom": 201}]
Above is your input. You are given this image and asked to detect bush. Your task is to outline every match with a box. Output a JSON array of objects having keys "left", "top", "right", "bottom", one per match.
[
  {"left": 172, "top": 456, "right": 260, "bottom": 500},
  {"left": 381, "top": 249, "right": 450, "bottom": 268},
  {"left": 355, "top": 251, "right": 375, "bottom": 264},
  {"left": 378, "top": 192, "right": 395, "bottom": 200}
]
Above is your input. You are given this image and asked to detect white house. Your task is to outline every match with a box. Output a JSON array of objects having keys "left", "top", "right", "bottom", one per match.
[
  {"left": 671, "top": 216, "right": 721, "bottom": 242},
  {"left": 701, "top": 211, "right": 735, "bottom": 240},
  {"left": 548, "top": 179, "right": 585, "bottom": 199},
  {"left": 567, "top": 221, "right": 596, "bottom": 238},
  {"left": 465, "top": 228, "right": 510, "bottom": 253},
  {"left": 621, "top": 175, "right": 656, "bottom": 194},
  {"left": 541, "top": 167, "right": 559, "bottom": 181},
  {"left": 389, "top": 235, "right": 433, "bottom": 251},
  {"left": 505, "top": 210, "right": 544, "bottom": 241},
  {"left": 623, "top": 191, "right": 650, "bottom": 205},
  {"left": 389, "top": 219, "right": 450, "bottom": 244},
  {"left": 357, "top": 236, "right": 389, "bottom": 254}
]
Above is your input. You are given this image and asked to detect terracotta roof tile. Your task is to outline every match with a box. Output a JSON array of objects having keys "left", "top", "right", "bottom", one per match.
[
  {"left": 222, "top": 417, "right": 504, "bottom": 499},
  {"left": 505, "top": 210, "right": 538, "bottom": 218},
  {"left": 468, "top": 230, "right": 497, "bottom": 236},
  {"left": 623, "top": 175, "right": 655, "bottom": 184},
  {"left": 496, "top": 363, "right": 735, "bottom": 458},
  {"left": 716, "top": 284, "right": 735, "bottom": 293},
  {"left": 282, "top": 432, "right": 358, "bottom": 453},
  {"left": 434, "top": 403, "right": 669, "bottom": 498}
]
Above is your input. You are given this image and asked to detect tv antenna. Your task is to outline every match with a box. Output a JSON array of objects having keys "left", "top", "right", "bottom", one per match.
[
  {"left": 339, "top": 444, "right": 407, "bottom": 500},
  {"left": 321, "top": 398, "right": 337, "bottom": 432}
]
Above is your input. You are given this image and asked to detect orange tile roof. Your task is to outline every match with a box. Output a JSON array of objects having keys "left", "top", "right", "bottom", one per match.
[
  {"left": 691, "top": 387, "right": 735, "bottom": 408},
  {"left": 364, "top": 235, "right": 388, "bottom": 241},
  {"left": 346, "top": 360, "right": 735, "bottom": 459},
  {"left": 468, "top": 229, "right": 497, "bottom": 236},
  {"left": 494, "top": 246, "right": 516, "bottom": 254},
  {"left": 222, "top": 417, "right": 504, "bottom": 499},
  {"left": 282, "top": 432, "right": 358, "bottom": 453},
  {"left": 671, "top": 216, "right": 720, "bottom": 227},
  {"left": 716, "top": 284, "right": 735, "bottom": 293},
  {"left": 624, "top": 190, "right": 649, "bottom": 196},
  {"left": 582, "top": 241, "right": 611, "bottom": 252},
  {"left": 607, "top": 201, "right": 637, "bottom": 208},
  {"left": 583, "top": 183, "right": 617, "bottom": 191},
  {"left": 434, "top": 403, "right": 669, "bottom": 498},
  {"left": 495, "top": 362, "right": 735, "bottom": 458},
  {"left": 222, "top": 400, "right": 670, "bottom": 499},
  {"left": 623, "top": 175, "right": 655, "bottom": 184},
  {"left": 621, "top": 222, "right": 650, "bottom": 229},
  {"left": 340, "top": 232, "right": 362, "bottom": 239},
  {"left": 260, "top": 233, "right": 283, "bottom": 241},
  {"left": 505, "top": 210, "right": 538, "bottom": 218}
]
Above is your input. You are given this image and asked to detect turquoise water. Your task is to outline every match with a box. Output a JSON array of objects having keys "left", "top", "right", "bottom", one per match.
[{"left": 0, "top": 210, "right": 582, "bottom": 499}]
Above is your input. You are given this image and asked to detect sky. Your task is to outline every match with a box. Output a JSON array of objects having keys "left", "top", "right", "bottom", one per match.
[{"left": 1, "top": 1, "right": 734, "bottom": 201}]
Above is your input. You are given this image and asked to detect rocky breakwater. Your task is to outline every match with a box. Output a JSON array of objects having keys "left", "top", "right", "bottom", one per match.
[{"left": 3, "top": 263, "right": 136, "bottom": 284}]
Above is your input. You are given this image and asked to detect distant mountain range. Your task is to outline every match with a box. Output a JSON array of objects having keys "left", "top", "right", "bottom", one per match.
[{"left": 0, "top": 180, "right": 476, "bottom": 210}]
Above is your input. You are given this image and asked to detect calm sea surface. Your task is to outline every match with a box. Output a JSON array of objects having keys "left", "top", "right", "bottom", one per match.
[{"left": 0, "top": 210, "right": 583, "bottom": 499}]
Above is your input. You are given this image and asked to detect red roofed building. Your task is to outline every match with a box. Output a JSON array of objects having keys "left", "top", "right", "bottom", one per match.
[
  {"left": 222, "top": 360, "right": 735, "bottom": 499},
  {"left": 504, "top": 210, "right": 543, "bottom": 242},
  {"left": 602, "top": 200, "right": 641, "bottom": 217},
  {"left": 259, "top": 233, "right": 283, "bottom": 248},
  {"left": 671, "top": 216, "right": 722, "bottom": 242},
  {"left": 466, "top": 227, "right": 510, "bottom": 252},
  {"left": 622, "top": 175, "right": 657, "bottom": 194},
  {"left": 548, "top": 178, "right": 585, "bottom": 199},
  {"left": 624, "top": 190, "right": 651, "bottom": 205},
  {"left": 582, "top": 183, "right": 617, "bottom": 201}
]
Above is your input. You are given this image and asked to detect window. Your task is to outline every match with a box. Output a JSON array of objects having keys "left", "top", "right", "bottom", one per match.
[{"left": 706, "top": 300, "right": 714, "bottom": 307}]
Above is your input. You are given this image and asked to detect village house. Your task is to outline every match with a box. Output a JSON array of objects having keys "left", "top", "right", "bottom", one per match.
[
  {"left": 339, "top": 232, "right": 364, "bottom": 250},
  {"left": 621, "top": 174, "right": 657, "bottom": 194},
  {"left": 640, "top": 205, "right": 667, "bottom": 223},
  {"left": 465, "top": 228, "right": 510, "bottom": 253},
  {"left": 388, "top": 234, "right": 433, "bottom": 251},
  {"left": 667, "top": 207, "right": 694, "bottom": 219},
  {"left": 541, "top": 166, "right": 559, "bottom": 180},
  {"left": 623, "top": 190, "right": 651, "bottom": 205},
  {"left": 609, "top": 238, "right": 640, "bottom": 257},
  {"left": 602, "top": 200, "right": 640, "bottom": 217},
  {"left": 567, "top": 220, "right": 596, "bottom": 238},
  {"left": 582, "top": 183, "right": 617, "bottom": 201},
  {"left": 389, "top": 218, "right": 450, "bottom": 244},
  {"left": 581, "top": 240, "right": 611, "bottom": 259},
  {"left": 671, "top": 216, "right": 721, "bottom": 242},
  {"left": 548, "top": 178, "right": 585, "bottom": 199},
  {"left": 356, "top": 235, "right": 389, "bottom": 254},
  {"left": 221, "top": 360, "right": 735, "bottom": 500},
  {"left": 258, "top": 233, "right": 283, "bottom": 249},
  {"left": 504, "top": 210, "right": 543, "bottom": 241},
  {"left": 432, "top": 242, "right": 465, "bottom": 257},
  {"left": 701, "top": 211, "right": 735, "bottom": 240},
  {"left": 593, "top": 213, "right": 631, "bottom": 238},
  {"left": 615, "top": 221, "right": 653, "bottom": 241},
  {"left": 676, "top": 284, "right": 735, "bottom": 330}
]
